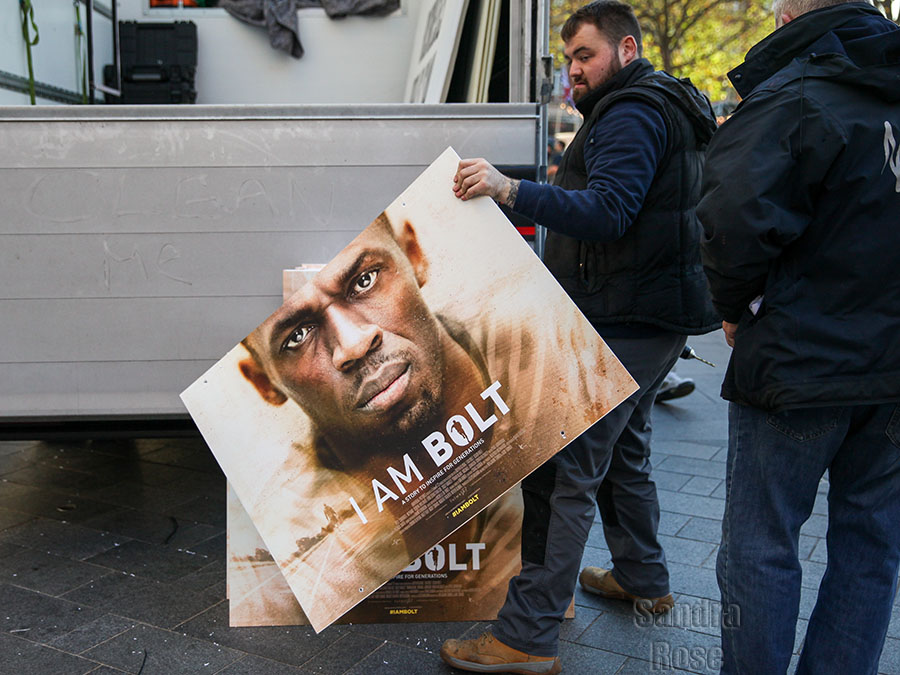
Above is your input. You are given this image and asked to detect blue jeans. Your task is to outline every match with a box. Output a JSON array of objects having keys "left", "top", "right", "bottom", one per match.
[{"left": 718, "top": 402, "right": 900, "bottom": 674}]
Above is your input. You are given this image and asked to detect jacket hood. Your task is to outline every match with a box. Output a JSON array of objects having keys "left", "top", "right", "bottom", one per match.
[
  {"left": 729, "top": 2, "right": 900, "bottom": 101},
  {"left": 577, "top": 58, "right": 717, "bottom": 144},
  {"left": 637, "top": 70, "right": 718, "bottom": 144}
]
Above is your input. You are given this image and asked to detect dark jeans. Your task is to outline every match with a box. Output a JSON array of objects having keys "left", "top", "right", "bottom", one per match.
[
  {"left": 719, "top": 401, "right": 900, "bottom": 674},
  {"left": 493, "top": 331, "right": 685, "bottom": 656}
]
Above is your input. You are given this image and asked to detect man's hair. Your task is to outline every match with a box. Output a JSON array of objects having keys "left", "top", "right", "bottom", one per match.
[
  {"left": 561, "top": 1, "right": 643, "bottom": 56},
  {"left": 773, "top": 0, "right": 863, "bottom": 20}
]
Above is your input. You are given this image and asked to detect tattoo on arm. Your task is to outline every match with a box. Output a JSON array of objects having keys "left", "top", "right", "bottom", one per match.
[{"left": 504, "top": 179, "right": 520, "bottom": 207}]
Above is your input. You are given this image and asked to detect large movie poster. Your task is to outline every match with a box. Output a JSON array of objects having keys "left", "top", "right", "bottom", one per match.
[
  {"left": 182, "top": 147, "right": 637, "bottom": 632},
  {"left": 225, "top": 266, "right": 529, "bottom": 627}
]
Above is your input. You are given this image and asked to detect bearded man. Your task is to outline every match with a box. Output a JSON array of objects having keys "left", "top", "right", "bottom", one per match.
[{"left": 443, "top": 1, "right": 719, "bottom": 671}]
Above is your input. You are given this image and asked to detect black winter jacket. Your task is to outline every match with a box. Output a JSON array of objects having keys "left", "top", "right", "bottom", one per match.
[
  {"left": 698, "top": 2, "right": 900, "bottom": 411},
  {"left": 545, "top": 61, "right": 720, "bottom": 335}
]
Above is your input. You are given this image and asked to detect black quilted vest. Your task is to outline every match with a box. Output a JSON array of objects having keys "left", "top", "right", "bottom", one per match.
[{"left": 544, "top": 60, "right": 720, "bottom": 335}]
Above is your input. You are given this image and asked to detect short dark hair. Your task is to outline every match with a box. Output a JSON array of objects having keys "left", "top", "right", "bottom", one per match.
[{"left": 561, "top": 1, "right": 643, "bottom": 56}]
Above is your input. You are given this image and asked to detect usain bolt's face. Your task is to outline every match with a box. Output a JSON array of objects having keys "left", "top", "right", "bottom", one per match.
[{"left": 243, "top": 222, "right": 445, "bottom": 452}]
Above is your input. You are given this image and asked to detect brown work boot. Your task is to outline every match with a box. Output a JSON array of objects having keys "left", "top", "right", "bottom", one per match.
[
  {"left": 579, "top": 566, "right": 674, "bottom": 614},
  {"left": 440, "top": 631, "right": 562, "bottom": 674}
]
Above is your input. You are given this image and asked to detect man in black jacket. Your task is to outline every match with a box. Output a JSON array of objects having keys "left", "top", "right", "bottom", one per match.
[
  {"left": 698, "top": 1, "right": 900, "bottom": 672},
  {"left": 440, "top": 2, "right": 719, "bottom": 671}
]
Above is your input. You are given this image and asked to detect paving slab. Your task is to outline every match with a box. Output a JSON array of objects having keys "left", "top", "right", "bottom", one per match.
[
  {"left": 658, "top": 511, "right": 692, "bottom": 537},
  {"left": 675, "top": 517, "right": 722, "bottom": 544},
  {"left": 880, "top": 636, "right": 900, "bottom": 675},
  {"left": 0, "top": 480, "right": 121, "bottom": 525},
  {"left": 351, "top": 619, "right": 482, "bottom": 652},
  {"left": 657, "top": 489, "right": 725, "bottom": 521},
  {"left": 558, "top": 642, "right": 628, "bottom": 674},
  {"left": 0, "top": 583, "right": 107, "bottom": 643},
  {"left": 165, "top": 495, "right": 227, "bottom": 529},
  {"left": 170, "top": 559, "right": 227, "bottom": 602},
  {"left": 679, "top": 476, "right": 723, "bottom": 497},
  {"left": 137, "top": 444, "right": 223, "bottom": 474},
  {"left": 0, "top": 632, "right": 100, "bottom": 675},
  {"left": 657, "top": 456, "right": 726, "bottom": 481},
  {"left": 654, "top": 441, "right": 723, "bottom": 462},
  {"left": 799, "top": 513, "right": 829, "bottom": 538},
  {"left": 83, "top": 623, "right": 244, "bottom": 674},
  {"left": 0, "top": 519, "right": 127, "bottom": 561},
  {"left": 558, "top": 606, "right": 603, "bottom": 644},
  {"left": 651, "top": 469, "right": 693, "bottom": 493},
  {"left": 798, "top": 534, "right": 819, "bottom": 561},
  {"left": 76, "top": 480, "right": 198, "bottom": 515},
  {"left": 186, "top": 532, "right": 227, "bottom": 562},
  {"left": 0, "top": 508, "right": 35, "bottom": 532},
  {"left": 0, "top": 464, "right": 120, "bottom": 495},
  {"left": 888, "top": 610, "right": 900, "bottom": 640},
  {"left": 657, "top": 534, "right": 717, "bottom": 568},
  {"left": 342, "top": 640, "right": 448, "bottom": 675},
  {"left": 85, "top": 539, "right": 212, "bottom": 584},
  {"left": 61, "top": 572, "right": 218, "bottom": 629},
  {"left": 0, "top": 542, "right": 24, "bottom": 560},
  {"left": 0, "top": 548, "right": 111, "bottom": 597},
  {"left": 215, "top": 653, "right": 307, "bottom": 674},
  {"left": 177, "top": 602, "right": 348, "bottom": 667},
  {"left": 14, "top": 444, "right": 122, "bottom": 474},
  {"left": 48, "top": 614, "right": 137, "bottom": 655},
  {"left": 574, "top": 608, "right": 722, "bottom": 674},
  {"left": 297, "top": 632, "right": 387, "bottom": 674},
  {"left": 80, "top": 507, "right": 220, "bottom": 548},
  {"left": 0, "top": 452, "right": 35, "bottom": 478},
  {"left": 809, "top": 538, "right": 827, "bottom": 564}
]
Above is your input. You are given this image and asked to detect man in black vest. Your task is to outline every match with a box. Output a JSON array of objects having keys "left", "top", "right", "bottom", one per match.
[{"left": 440, "top": 1, "right": 719, "bottom": 671}]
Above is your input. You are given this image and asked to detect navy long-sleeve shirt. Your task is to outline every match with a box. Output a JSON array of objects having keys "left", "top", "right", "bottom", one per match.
[{"left": 515, "top": 100, "right": 667, "bottom": 242}]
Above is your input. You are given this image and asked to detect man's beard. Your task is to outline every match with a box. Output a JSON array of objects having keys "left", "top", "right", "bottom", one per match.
[{"left": 572, "top": 57, "right": 623, "bottom": 102}]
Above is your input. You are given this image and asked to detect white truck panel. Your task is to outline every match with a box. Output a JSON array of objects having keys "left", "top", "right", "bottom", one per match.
[{"left": 0, "top": 103, "right": 541, "bottom": 420}]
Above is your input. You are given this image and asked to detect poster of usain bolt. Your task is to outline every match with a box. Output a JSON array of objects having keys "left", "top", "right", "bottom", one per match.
[
  {"left": 225, "top": 266, "right": 531, "bottom": 627},
  {"left": 181, "top": 147, "right": 637, "bottom": 632}
]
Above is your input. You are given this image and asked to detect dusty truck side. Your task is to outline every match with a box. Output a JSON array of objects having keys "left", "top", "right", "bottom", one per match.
[{"left": 0, "top": 1, "right": 551, "bottom": 431}]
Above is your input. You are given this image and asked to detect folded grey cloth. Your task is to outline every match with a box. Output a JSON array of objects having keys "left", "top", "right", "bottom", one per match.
[
  {"left": 220, "top": 0, "right": 400, "bottom": 58},
  {"left": 221, "top": 0, "right": 305, "bottom": 58},
  {"left": 320, "top": 0, "right": 399, "bottom": 18}
]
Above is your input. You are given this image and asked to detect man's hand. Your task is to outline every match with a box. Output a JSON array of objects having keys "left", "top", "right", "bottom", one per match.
[
  {"left": 723, "top": 321, "right": 738, "bottom": 348},
  {"left": 453, "top": 158, "right": 519, "bottom": 206}
]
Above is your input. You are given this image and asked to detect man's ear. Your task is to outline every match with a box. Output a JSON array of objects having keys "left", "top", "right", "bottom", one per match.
[
  {"left": 238, "top": 357, "right": 288, "bottom": 406},
  {"left": 619, "top": 35, "right": 638, "bottom": 67},
  {"left": 397, "top": 220, "right": 429, "bottom": 288},
  {"left": 779, "top": 11, "right": 794, "bottom": 27}
]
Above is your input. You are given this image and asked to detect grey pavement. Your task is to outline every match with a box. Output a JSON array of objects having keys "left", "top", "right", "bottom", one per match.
[{"left": 0, "top": 330, "right": 898, "bottom": 674}]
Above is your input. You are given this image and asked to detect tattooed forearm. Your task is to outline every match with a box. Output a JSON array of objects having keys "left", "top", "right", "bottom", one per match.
[{"left": 503, "top": 178, "right": 520, "bottom": 207}]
